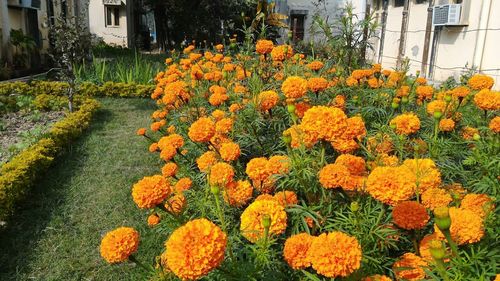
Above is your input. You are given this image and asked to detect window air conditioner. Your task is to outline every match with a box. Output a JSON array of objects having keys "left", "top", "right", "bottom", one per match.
[{"left": 432, "top": 4, "right": 462, "bottom": 26}]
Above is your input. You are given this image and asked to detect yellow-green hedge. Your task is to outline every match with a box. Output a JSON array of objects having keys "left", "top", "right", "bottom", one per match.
[
  {"left": 0, "top": 81, "right": 154, "bottom": 98},
  {"left": 0, "top": 99, "right": 100, "bottom": 221}
]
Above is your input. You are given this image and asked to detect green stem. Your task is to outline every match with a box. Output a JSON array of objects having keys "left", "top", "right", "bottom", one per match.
[
  {"left": 442, "top": 229, "right": 460, "bottom": 258},
  {"left": 434, "top": 258, "right": 450, "bottom": 281},
  {"left": 213, "top": 189, "right": 234, "bottom": 260},
  {"left": 128, "top": 255, "right": 154, "bottom": 272}
]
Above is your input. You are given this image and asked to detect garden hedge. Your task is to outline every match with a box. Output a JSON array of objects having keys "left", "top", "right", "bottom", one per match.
[{"left": 0, "top": 99, "right": 100, "bottom": 222}]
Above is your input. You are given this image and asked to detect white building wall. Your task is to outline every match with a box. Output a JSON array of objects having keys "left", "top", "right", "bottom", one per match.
[{"left": 88, "top": 0, "right": 128, "bottom": 47}]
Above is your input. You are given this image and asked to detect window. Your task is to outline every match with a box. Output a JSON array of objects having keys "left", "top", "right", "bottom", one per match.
[
  {"left": 290, "top": 14, "right": 305, "bottom": 42},
  {"left": 416, "top": 0, "right": 427, "bottom": 4},
  {"left": 105, "top": 6, "right": 120, "bottom": 27},
  {"left": 394, "top": 0, "right": 405, "bottom": 7}
]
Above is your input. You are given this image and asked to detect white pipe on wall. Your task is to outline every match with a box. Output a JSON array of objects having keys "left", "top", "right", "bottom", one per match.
[{"left": 471, "top": 0, "right": 491, "bottom": 71}]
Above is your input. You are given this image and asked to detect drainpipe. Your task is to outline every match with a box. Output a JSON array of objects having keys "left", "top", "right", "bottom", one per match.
[
  {"left": 420, "top": 0, "right": 434, "bottom": 76},
  {"left": 0, "top": 0, "right": 12, "bottom": 64},
  {"left": 396, "top": 0, "right": 410, "bottom": 68},
  {"left": 377, "top": 0, "right": 388, "bottom": 64},
  {"left": 477, "top": 0, "right": 492, "bottom": 71}
]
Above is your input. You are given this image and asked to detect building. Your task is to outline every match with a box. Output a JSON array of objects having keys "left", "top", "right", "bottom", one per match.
[
  {"left": 368, "top": 0, "right": 500, "bottom": 89},
  {"left": 87, "top": 0, "right": 134, "bottom": 47}
]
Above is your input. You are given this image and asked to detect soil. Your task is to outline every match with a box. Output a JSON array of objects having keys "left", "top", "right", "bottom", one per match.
[{"left": 0, "top": 111, "right": 65, "bottom": 164}]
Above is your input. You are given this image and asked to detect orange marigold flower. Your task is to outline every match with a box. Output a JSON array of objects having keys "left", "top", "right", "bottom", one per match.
[
  {"left": 256, "top": 39, "right": 274, "bottom": 54},
  {"left": 319, "top": 163, "right": 350, "bottom": 189},
  {"left": 274, "top": 190, "right": 298, "bottom": 207},
  {"left": 346, "top": 76, "right": 358, "bottom": 87},
  {"left": 268, "top": 155, "right": 291, "bottom": 174},
  {"left": 209, "top": 162, "right": 235, "bottom": 186},
  {"left": 258, "top": 90, "right": 280, "bottom": 111},
  {"left": 473, "top": 89, "right": 500, "bottom": 111},
  {"left": 188, "top": 117, "right": 215, "bottom": 142},
  {"left": 246, "top": 157, "right": 271, "bottom": 181},
  {"left": 300, "top": 106, "right": 348, "bottom": 142},
  {"left": 462, "top": 126, "right": 479, "bottom": 140},
  {"left": 415, "top": 77, "right": 427, "bottom": 85},
  {"left": 468, "top": 74, "right": 494, "bottom": 90},
  {"left": 392, "top": 253, "right": 427, "bottom": 281},
  {"left": 390, "top": 113, "right": 421, "bottom": 135},
  {"left": 162, "top": 162, "right": 178, "bottom": 177},
  {"left": 295, "top": 101, "right": 311, "bottom": 118},
  {"left": 489, "top": 116, "right": 500, "bottom": 133},
  {"left": 151, "top": 121, "right": 162, "bottom": 132},
  {"left": 240, "top": 199, "right": 287, "bottom": 243},
  {"left": 439, "top": 118, "right": 455, "bottom": 132},
  {"left": 282, "top": 76, "right": 308, "bottom": 99},
  {"left": 283, "top": 233, "right": 314, "bottom": 269},
  {"left": 335, "top": 154, "right": 366, "bottom": 176},
  {"left": 451, "top": 86, "right": 471, "bottom": 98},
  {"left": 392, "top": 201, "right": 429, "bottom": 230},
  {"left": 229, "top": 103, "right": 243, "bottom": 113},
  {"left": 254, "top": 193, "right": 275, "bottom": 202},
  {"left": 197, "top": 151, "right": 218, "bottom": 172},
  {"left": 271, "top": 45, "right": 293, "bottom": 61},
  {"left": 132, "top": 175, "right": 171, "bottom": 209},
  {"left": 460, "top": 193, "right": 494, "bottom": 218},
  {"left": 165, "top": 218, "right": 227, "bottom": 280},
  {"left": 209, "top": 92, "right": 229, "bottom": 106},
  {"left": 366, "top": 166, "right": 416, "bottom": 206},
  {"left": 307, "top": 61, "right": 324, "bottom": 71},
  {"left": 419, "top": 233, "right": 444, "bottom": 262},
  {"left": 219, "top": 142, "right": 241, "bottom": 162},
  {"left": 100, "top": 227, "right": 139, "bottom": 263},
  {"left": 147, "top": 213, "right": 160, "bottom": 227},
  {"left": 158, "top": 134, "right": 184, "bottom": 150},
  {"left": 136, "top": 128, "right": 146, "bottom": 136},
  {"left": 435, "top": 207, "right": 485, "bottom": 245},
  {"left": 426, "top": 100, "right": 447, "bottom": 115},
  {"left": 223, "top": 180, "right": 253, "bottom": 207},
  {"left": 307, "top": 77, "right": 329, "bottom": 92},
  {"left": 363, "top": 275, "right": 392, "bottom": 281},
  {"left": 307, "top": 231, "right": 362, "bottom": 278},
  {"left": 416, "top": 85, "right": 434, "bottom": 101},
  {"left": 421, "top": 188, "right": 452, "bottom": 210},
  {"left": 215, "top": 118, "right": 233, "bottom": 134},
  {"left": 165, "top": 193, "right": 186, "bottom": 215},
  {"left": 174, "top": 177, "right": 192, "bottom": 193},
  {"left": 160, "top": 145, "right": 177, "bottom": 161},
  {"left": 149, "top": 142, "right": 159, "bottom": 152},
  {"left": 401, "top": 158, "right": 441, "bottom": 193}
]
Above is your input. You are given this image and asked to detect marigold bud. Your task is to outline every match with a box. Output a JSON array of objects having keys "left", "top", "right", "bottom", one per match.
[
  {"left": 262, "top": 214, "right": 271, "bottom": 228},
  {"left": 210, "top": 185, "right": 220, "bottom": 196},
  {"left": 429, "top": 240, "right": 446, "bottom": 260},
  {"left": 434, "top": 206, "right": 451, "bottom": 231},
  {"left": 350, "top": 201, "right": 360, "bottom": 212}
]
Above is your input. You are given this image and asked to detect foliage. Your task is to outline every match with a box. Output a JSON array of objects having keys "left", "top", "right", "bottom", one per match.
[{"left": 9, "top": 29, "right": 37, "bottom": 69}]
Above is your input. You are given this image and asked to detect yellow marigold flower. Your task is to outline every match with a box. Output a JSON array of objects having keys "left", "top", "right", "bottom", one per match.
[
  {"left": 197, "top": 151, "right": 218, "bottom": 172},
  {"left": 307, "top": 231, "right": 362, "bottom": 278},
  {"left": 209, "top": 162, "right": 235, "bottom": 186},
  {"left": 307, "top": 61, "right": 324, "bottom": 71},
  {"left": 100, "top": 227, "right": 139, "bottom": 263},
  {"left": 335, "top": 154, "right": 366, "bottom": 176},
  {"left": 223, "top": 180, "right": 253, "bottom": 207},
  {"left": 416, "top": 85, "right": 434, "bottom": 101},
  {"left": 392, "top": 201, "right": 430, "bottom": 230},
  {"left": 421, "top": 187, "right": 452, "bottom": 210},
  {"left": 246, "top": 157, "right": 271, "bottom": 181},
  {"left": 439, "top": 118, "right": 455, "bottom": 132},
  {"left": 392, "top": 253, "right": 427, "bottom": 281},
  {"left": 283, "top": 233, "right": 314, "bottom": 269},
  {"left": 271, "top": 45, "right": 293, "bottom": 61},
  {"left": 174, "top": 177, "right": 192, "bottom": 193},
  {"left": 319, "top": 163, "right": 350, "bottom": 189},
  {"left": 301, "top": 106, "right": 348, "bottom": 142},
  {"left": 258, "top": 90, "right": 280, "bottom": 111},
  {"left": 240, "top": 199, "right": 287, "bottom": 243},
  {"left": 161, "top": 162, "right": 178, "bottom": 177},
  {"left": 460, "top": 193, "right": 494, "bottom": 218},
  {"left": 435, "top": 207, "right": 484, "bottom": 245},
  {"left": 256, "top": 39, "right": 274, "bottom": 54},
  {"left": 132, "top": 175, "right": 171, "bottom": 209},
  {"left": 468, "top": 74, "right": 494, "bottom": 90},
  {"left": 165, "top": 193, "right": 186, "bottom": 215},
  {"left": 489, "top": 116, "right": 500, "bottom": 133},
  {"left": 274, "top": 190, "right": 298, "bottom": 207},
  {"left": 307, "top": 77, "right": 329, "bottom": 92},
  {"left": 366, "top": 166, "right": 416, "bottom": 206},
  {"left": 281, "top": 76, "right": 308, "bottom": 99},
  {"left": 473, "top": 89, "right": 500, "bottom": 110},
  {"left": 401, "top": 158, "right": 442, "bottom": 193},
  {"left": 268, "top": 155, "right": 291, "bottom": 174},
  {"left": 215, "top": 117, "right": 233, "bottom": 134},
  {"left": 390, "top": 113, "right": 421, "bottom": 135},
  {"left": 188, "top": 117, "right": 216, "bottom": 142},
  {"left": 363, "top": 275, "right": 392, "bottom": 281},
  {"left": 218, "top": 142, "right": 240, "bottom": 162},
  {"left": 165, "top": 218, "right": 227, "bottom": 280},
  {"left": 426, "top": 100, "right": 447, "bottom": 115}
]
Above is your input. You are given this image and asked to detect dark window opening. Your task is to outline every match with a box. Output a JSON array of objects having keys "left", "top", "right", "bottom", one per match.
[
  {"left": 290, "top": 14, "right": 305, "bottom": 42},
  {"left": 394, "top": 0, "right": 405, "bottom": 7},
  {"left": 113, "top": 7, "right": 120, "bottom": 26},
  {"left": 416, "top": 0, "right": 426, "bottom": 4},
  {"left": 105, "top": 6, "right": 120, "bottom": 27}
]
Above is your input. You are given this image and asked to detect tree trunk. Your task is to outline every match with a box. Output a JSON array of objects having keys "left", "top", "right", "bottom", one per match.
[{"left": 154, "top": 4, "right": 168, "bottom": 50}]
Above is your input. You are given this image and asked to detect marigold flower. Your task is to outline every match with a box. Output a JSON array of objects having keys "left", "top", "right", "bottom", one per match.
[
  {"left": 416, "top": 85, "right": 434, "bottom": 101},
  {"left": 462, "top": 126, "right": 479, "bottom": 140},
  {"left": 160, "top": 145, "right": 177, "bottom": 161},
  {"left": 223, "top": 180, "right": 253, "bottom": 207},
  {"left": 473, "top": 89, "right": 500, "bottom": 110},
  {"left": 174, "top": 177, "right": 192, "bottom": 193},
  {"left": 147, "top": 213, "right": 160, "bottom": 226},
  {"left": 256, "top": 39, "right": 274, "bottom": 54},
  {"left": 158, "top": 134, "right": 184, "bottom": 150},
  {"left": 295, "top": 101, "right": 311, "bottom": 118},
  {"left": 151, "top": 121, "right": 162, "bottom": 131},
  {"left": 209, "top": 162, "right": 235, "bottom": 186},
  {"left": 460, "top": 193, "right": 494, "bottom": 218},
  {"left": 439, "top": 118, "right": 455, "bottom": 132},
  {"left": 219, "top": 142, "right": 241, "bottom": 162},
  {"left": 258, "top": 90, "right": 280, "bottom": 111},
  {"left": 283, "top": 233, "right": 314, "bottom": 269},
  {"left": 301, "top": 106, "right": 348, "bottom": 142},
  {"left": 165, "top": 193, "right": 186, "bottom": 215},
  {"left": 346, "top": 76, "right": 358, "bottom": 87},
  {"left": 451, "top": 86, "right": 470, "bottom": 98},
  {"left": 149, "top": 142, "right": 159, "bottom": 152},
  {"left": 435, "top": 207, "right": 484, "bottom": 245},
  {"left": 489, "top": 116, "right": 500, "bottom": 133},
  {"left": 197, "top": 151, "right": 218, "bottom": 172},
  {"left": 421, "top": 187, "right": 452, "bottom": 210},
  {"left": 335, "top": 154, "right": 366, "bottom": 176},
  {"left": 363, "top": 275, "right": 392, "bottom": 281},
  {"left": 307, "top": 61, "right": 324, "bottom": 71},
  {"left": 319, "top": 163, "right": 350, "bottom": 189},
  {"left": 274, "top": 190, "right": 298, "bottom": 207},
  {"left": 132, "top": 175, "right": 171, "bottom": 209},
  {"left": 162, "top": 162, "right": 178, "bottom": 177},
  {"left": 267, "top": 155, "right": 291, "bottom": 174},
  {"left": 271, "top": 45, "right": 293, "bottom": 61},
  {"left": 401, "top": 158, "right": 441, "bottom": 193},
  {"left": 392, "top": 253, "right": 427, "bottom": 281},
  {"left": 282, "top": 76, "right": 308, "bottom": 99},
  {"left": 136, "top": 128, "right": 146, "bottom": 136},
  {"left": 392, "top": 201, "right": 429, "bottom": 230},
  {"left": 426, "top": 100, "right": 447, "bottom": 115},
  {"left": 284, "top": 125, "right": 317, "bottom": 148},
  {"left": 100, "top": 227, "right": 140, "bottom": 263},
  {"left": 468, "top": 74, "right": 494, "bottom": 90},
  {"left": 419, "top": 233, "right": 444, "bottom": 262},
  {"left": 165, "top": 218, "right": 227, "bottom": 280},
  {"left": 307, "top": 77, "right": 329, "bottom": 92},
  {"left": 215, "top": 118, "right": 233, "bottom": 134},
  {"left": 240, "top": 199, "right": 287, "bottom": 242},
  {"left": 390, "top": 113, "right": 421, "bottom": 135},
  {"left": 366, "top": 166, "right": 415, "bottom": 206},
  {"left": 246, "top": 157, "right": 271, "bottom": 182},
  {"left": 307, "top": 231, "right": 362, "bottom": 278},
  {"left": 188, "top": 117, "right": 216, "bottom": 142}
]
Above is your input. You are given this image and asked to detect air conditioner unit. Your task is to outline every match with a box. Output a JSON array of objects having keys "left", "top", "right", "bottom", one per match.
[{"left": 432, "top": 4, "right": 462, "bottom": 26}]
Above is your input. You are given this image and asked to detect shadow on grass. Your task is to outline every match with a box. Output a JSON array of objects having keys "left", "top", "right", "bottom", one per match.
[{"left": 0, "top": 108, "right": 113, "bottom": 279}]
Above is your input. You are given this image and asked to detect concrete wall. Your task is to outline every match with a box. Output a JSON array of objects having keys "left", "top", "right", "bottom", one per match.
[{"left": 88, "top": 0, "right": 129, "bottom": 47}]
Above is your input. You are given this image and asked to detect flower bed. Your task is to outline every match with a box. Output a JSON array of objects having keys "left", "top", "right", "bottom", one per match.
[
  {"left": 0, "top": 99, "right": 100, "bottom": 222},
  {"left": 100, "top": 42, "right": 499, "bottom": 280}
]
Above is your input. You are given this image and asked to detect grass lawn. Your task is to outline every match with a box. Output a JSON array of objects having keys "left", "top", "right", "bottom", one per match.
[{"left": 0, "top": 98, "right": 164, "bottom": 281}]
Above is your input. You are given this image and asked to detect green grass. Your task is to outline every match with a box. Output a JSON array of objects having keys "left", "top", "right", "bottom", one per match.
[{"left": 0, "top": 98, "right": 164, "bottom": 280}]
